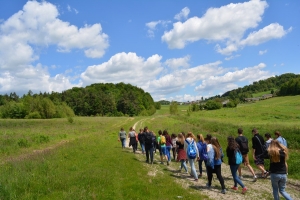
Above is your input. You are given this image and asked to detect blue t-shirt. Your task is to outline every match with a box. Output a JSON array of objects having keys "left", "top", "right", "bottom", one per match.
[{"left": 276, "top": 136, "right": 287, "bottom": 147}]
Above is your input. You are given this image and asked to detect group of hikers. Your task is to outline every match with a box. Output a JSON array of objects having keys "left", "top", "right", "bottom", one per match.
[{"left": 118, "top": 127, "right": 292, "bottom": 200}]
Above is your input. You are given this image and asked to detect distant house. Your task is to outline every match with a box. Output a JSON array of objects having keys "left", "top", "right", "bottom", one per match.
[
  {"left": 244, "top": 97, "right": 260, "bottom": 102},
  {"left": 222, "top": 99, "right": 230, "bottom": 107},
  {"left": 261, "top": 94, "right": 273, "bottom": 100}
]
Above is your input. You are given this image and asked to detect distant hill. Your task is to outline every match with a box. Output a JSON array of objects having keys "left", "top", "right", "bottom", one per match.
[{"left": 222, "top": 73, "right": 300, "bottom": 101}]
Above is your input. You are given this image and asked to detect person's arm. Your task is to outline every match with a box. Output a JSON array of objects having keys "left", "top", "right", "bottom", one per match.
[{"left": 253, "top": 148, "right": 256, "bottom": 160}]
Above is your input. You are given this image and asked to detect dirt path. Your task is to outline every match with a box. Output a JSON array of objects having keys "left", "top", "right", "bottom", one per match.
[{"left": 127, "top": 145, "right": 300, "bottom": 200}]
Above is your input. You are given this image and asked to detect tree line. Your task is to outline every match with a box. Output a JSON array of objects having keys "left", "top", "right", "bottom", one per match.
[{"left": 0, "top": 82, "right": 156, "bottom": 119}]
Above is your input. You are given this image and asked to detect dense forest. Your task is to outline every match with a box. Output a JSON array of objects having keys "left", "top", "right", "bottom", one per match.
[{"left": 0, "top": 83, "right": 156, "bottom": 119}]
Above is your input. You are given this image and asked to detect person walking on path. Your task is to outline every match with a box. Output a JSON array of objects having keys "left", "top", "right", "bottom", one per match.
[
  {"left": 226, "top": 136, "right": 248, "bottom": 194},
  {"left": 268, "top": 140, "right": 293, "bottom": 200},
  {"left": 171, "top": 133, "right": 178, "bottom": 161},
  {"left": 184, "top": 132, "right": 199, "bottom": 181},
  {"left": 265, "top": 133, "right": 273, "bottom": 148},
  {"left": 158, "top": 130, "right": 168, "bottom": 165},
  {"left": 206, "top": 136, "right": 226, "bottom": 194},
  {"left": 128, "top": 127, "right": 138, "bottom": 153},
  {"left": 196, "top": 134, "right": 207, "bottom": 177},
  {"left": 163, "top": 130, "right": 173, "bottom": 163},
  {"left": 252, "top": 128, "right": 269, "bottom": 178},
  {"left": 235, "top": 128, "right": 257, "bottom": 181},
  {"left": 275, "top": 131, "right": 288, "bottom": 147},
  {"left": 138, "top": 128, "right": 146, "bottom": 154},
  {"left": 118, "top": 128, "right": 127, "bottom": 149},
  {"left": 176, "top": 133, "right": 188, "bottom": 173},
  {"left": 144, "top": 127, "right": 155, "bottom": 164}
]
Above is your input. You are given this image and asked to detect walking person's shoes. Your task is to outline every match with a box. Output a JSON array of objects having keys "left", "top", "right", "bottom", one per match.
[
  {"left": 221, "top": 189, "right": 226, "bottom": 194},
  {"left": 242, "top": 187, "right": 247, "bottom": 194},
  {"left": 253, "top": 175, "right": 257, "bottom": 182},
  {"left": 231, "top": 186, "right": 238, "bottom": 190}
]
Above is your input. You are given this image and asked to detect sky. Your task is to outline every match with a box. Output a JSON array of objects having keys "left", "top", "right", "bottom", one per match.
[{"left": 0, "top": 0, "right": 299, "bottom": 102}]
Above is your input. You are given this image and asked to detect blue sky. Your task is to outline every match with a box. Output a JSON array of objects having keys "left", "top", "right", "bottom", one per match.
[{"left": 0, "top": 0, "right": 299, "bottom": 101}]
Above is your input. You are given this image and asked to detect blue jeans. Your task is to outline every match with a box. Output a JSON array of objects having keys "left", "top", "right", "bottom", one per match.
[
  {"left": 188, "top": 158, "right": 198, "bottom": 180},
  {"left": 161, "top": 146, "right": 167, "bottom": 156},
  {"left": 140, "top": 143, "right": 145, "bottom": 153},
  {"left": 120, "top": 138, "right": 126, "bottom": 148},
  {"left": 180, "top": 160, "right": 188, "bottom": 172},
  {"left": 230, "top": 164, "right": 245, "bottom": 188},
  {"left": 270, "top": 173, "right": 292, "bottom": 200},
  {"left": 166, "top": 145, "right": 172, "bottom": 161}
]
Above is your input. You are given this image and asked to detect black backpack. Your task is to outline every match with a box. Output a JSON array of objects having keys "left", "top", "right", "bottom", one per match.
[
  {"left": 237, "top": 136, "right": 249, "bottom": 154},
  {"left": 145, "top": 132, "right": 154, "bottom": 145}
]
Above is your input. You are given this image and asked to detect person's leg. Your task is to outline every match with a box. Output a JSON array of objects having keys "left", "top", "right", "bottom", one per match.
[
  {"left": 121, "top": 138, "right": 126, "bottom": 148},
  {"left": 140, "top": 143, "right": 145, "bottom": 154},
  {"left": 180, "top": 160, "right": 188, "bottom": 172},
  {"left": 145, "top": 146, "right": 150, "bottom": 162},
  {"left": 166, "top": 145, "right": 172, "bottom": 161},
  {"left": 188, "top": 158, "right": 198, "bottom": 180},
  {"left": 244, "top": 154, "right": 256, "bottom": 177},
  {"left": 230, "top": 164, "right": 245, "bottom": 188},
  {"left": 206, "top": 166, "right": 213, "bottom": 186},
  {"left": 270, "top": 173, "right": 280, "bottom": 200},
  {"left": 215, "top": 165, "right": 225, "bottom": 190},
  {"left": 172, "top": 147, "right": 176, "bottom": 160},
  {"left": 278, "top": 174, "right": 293, "bottom": 200},
  {"left": 149, "top": 146, "right": 154, "bottom": 163}
]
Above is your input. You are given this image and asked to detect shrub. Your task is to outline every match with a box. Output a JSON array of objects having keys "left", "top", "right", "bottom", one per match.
[
  {"left": 205, "top": 100, "right": 222, "bottom": 110},
  {"left": 25, "top": 111, "right": 42, "bottom": 119}
]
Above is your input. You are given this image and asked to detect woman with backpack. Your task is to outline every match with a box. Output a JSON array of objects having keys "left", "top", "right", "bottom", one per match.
[
  {"left": 184, "top": 132, "right": 199, "bottom": 181},
  {"left": 268, "top": 140, "right": 292, "bottom": 200},
  {"left": 196, "top": 134, "right": 207, "bottom": 177},
  {"left": 206, "top": 136, "right": 226, "bottom": 194},
  {"left": 226, "top": 136, "right": 247, "bottom": 194},
  {"left": 176, "top": 133, "right": 188, "bottom": 173}
]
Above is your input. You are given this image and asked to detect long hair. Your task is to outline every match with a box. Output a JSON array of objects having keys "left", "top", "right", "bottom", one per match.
[
  {"left": 211, "top": 137, "right": 221, "bottom": 160},
  {"left": 268, "top": 139, "right": 288, "bottom": 163},
  {"left": 227, "top": 136, "right": 239, "bottom": 150},
  {"left": 186, "top": 132, "right": 196, "bottom": 141},
  {"left": 163, "top": 129, "right": 169, "bottom": 136},
  {"left": 177, "top": 133, "right": 185, "bottom": 144},
  {"left": 197, "top": 134, "right": 205, "bottom": 143}
]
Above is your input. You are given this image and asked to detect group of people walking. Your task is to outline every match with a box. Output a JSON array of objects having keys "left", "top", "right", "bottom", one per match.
[{"left": 118, "top": 127, "right": 292, "bottom": 199}]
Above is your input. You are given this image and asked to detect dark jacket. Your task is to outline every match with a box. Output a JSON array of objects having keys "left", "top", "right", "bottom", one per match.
[
  {"left": 252, "top": 133, "right": 265, "bottom": 156},
  {"left": 226, "top": 147, "right": 237, "bottom": 165}
]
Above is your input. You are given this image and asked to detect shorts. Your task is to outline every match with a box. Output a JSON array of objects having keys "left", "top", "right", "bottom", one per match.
[
  {"left": 160, "top": 146, "right": 167, "bottom": 156},
  {"left": 242, "top": 154, "right": 249, "bottom": 165},
  {"left": 254, "top": 155, "right": 264, "bottom": 166}
]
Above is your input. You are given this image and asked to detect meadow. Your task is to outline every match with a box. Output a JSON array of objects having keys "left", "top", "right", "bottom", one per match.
[{"left": 0, "top": 95, "right": 299, "bottom": 199}]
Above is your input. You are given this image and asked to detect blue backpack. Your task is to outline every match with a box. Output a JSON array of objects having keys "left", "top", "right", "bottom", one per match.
[
  {"left": 186, "top": 139, "right": 197, "bottom": 159},
  {"left": 235, "top": 149, "right": 243, "bottom": 165}
]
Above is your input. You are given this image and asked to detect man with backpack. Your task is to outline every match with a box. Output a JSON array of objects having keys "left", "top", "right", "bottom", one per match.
[
  {"left": 144, "top": 127, "right": 155, "bottom": 164},
  {"left": 251, "top": 128, "right": 269, "bottom": 178},
  {"left": 235, "top": 128, "right": 257, "bottom": 181}
]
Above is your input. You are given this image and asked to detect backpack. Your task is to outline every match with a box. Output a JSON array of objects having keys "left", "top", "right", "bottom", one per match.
[
  {"left": 235, "top": 149, "right": 243, "bottom": 165},
  {"left": 237, "top": 136, "right": 249, "bottom": 154},
  {"left": 145, "top": 132, "right": 154, "bottom": 145},
  {"left": 200, "top": 143, "right": 208, "bottom": 161},
  {"left": 160, "top": 135, "right": 166, "bottom": 145},
  {"left": 206, "top": 145, "right": 215, "bottom": 169},
  {"left": 255, "top": 136, "right": 269, "bottom": 159},
  {"left": 185, "top": 139, "right": 197, "bottom": 159}
]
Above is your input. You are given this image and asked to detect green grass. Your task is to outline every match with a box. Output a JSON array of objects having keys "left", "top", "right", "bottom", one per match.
[{"left": 1, "top": 96, "right": 300, "bottom": 198}]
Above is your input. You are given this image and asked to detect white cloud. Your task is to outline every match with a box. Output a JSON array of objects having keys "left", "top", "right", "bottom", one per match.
[
  {"left": 195, "top": 63, "right": 272, "bottom": 93},
  {"left": 162, "top": 0, "right": 268, "bottom": 49},
  {"left": 174, "top": 7, "right": 190, "bottom": 21},
  {"left": 225, "top": 54, "right": 240, "bottom": 61},
  {"left": 146, "top": 20, "right": 171, "bottom": 38},
  {"left": 0, "top": 1, "right": 107, "bottom": 94},
  {"left": 81, "top": 52, "right": 163, "bottom": 86},
  {"left": 259, "top": 50, "right": 267, "bottom": 55},
  {"left": 164, "top": 55, "right": 190, "bottom": 70}
]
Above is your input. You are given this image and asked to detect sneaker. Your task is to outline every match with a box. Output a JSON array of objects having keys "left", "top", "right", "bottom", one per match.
[
  {"left": 221, "top": 189, "right": 226, "bottom": 194},
  {"left": 206, "top": 183, "right": 211, "bottom": 189},
  {"left": 231, "top": 186, "right": 238, "bottom": 190},
  {"left": 194, "top": 179, "right": 198, "bottom": 182},
  {"left": 253, "top": 176, "right": 257, "bottom": 182},
  {"left": 242, "top": 187, "right": 247, "bottom": 194},
  {"left": 263, "top": 171, "right": 269, "bottom": 178},
  {"left": 238, "top": 176, "right": 243, "bottom": 180}
]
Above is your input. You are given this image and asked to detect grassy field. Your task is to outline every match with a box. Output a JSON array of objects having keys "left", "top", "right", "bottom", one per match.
[{"left": 0, "top": 95, "right": 299, "bottom": 199}]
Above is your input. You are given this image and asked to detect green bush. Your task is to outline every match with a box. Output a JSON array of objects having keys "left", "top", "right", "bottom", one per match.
[
  {"left": 25, "top": 111, "right": 42, "bottom": 119},
  {"left": 205, "top": 100, "right": 222, "bottom": 110}
]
